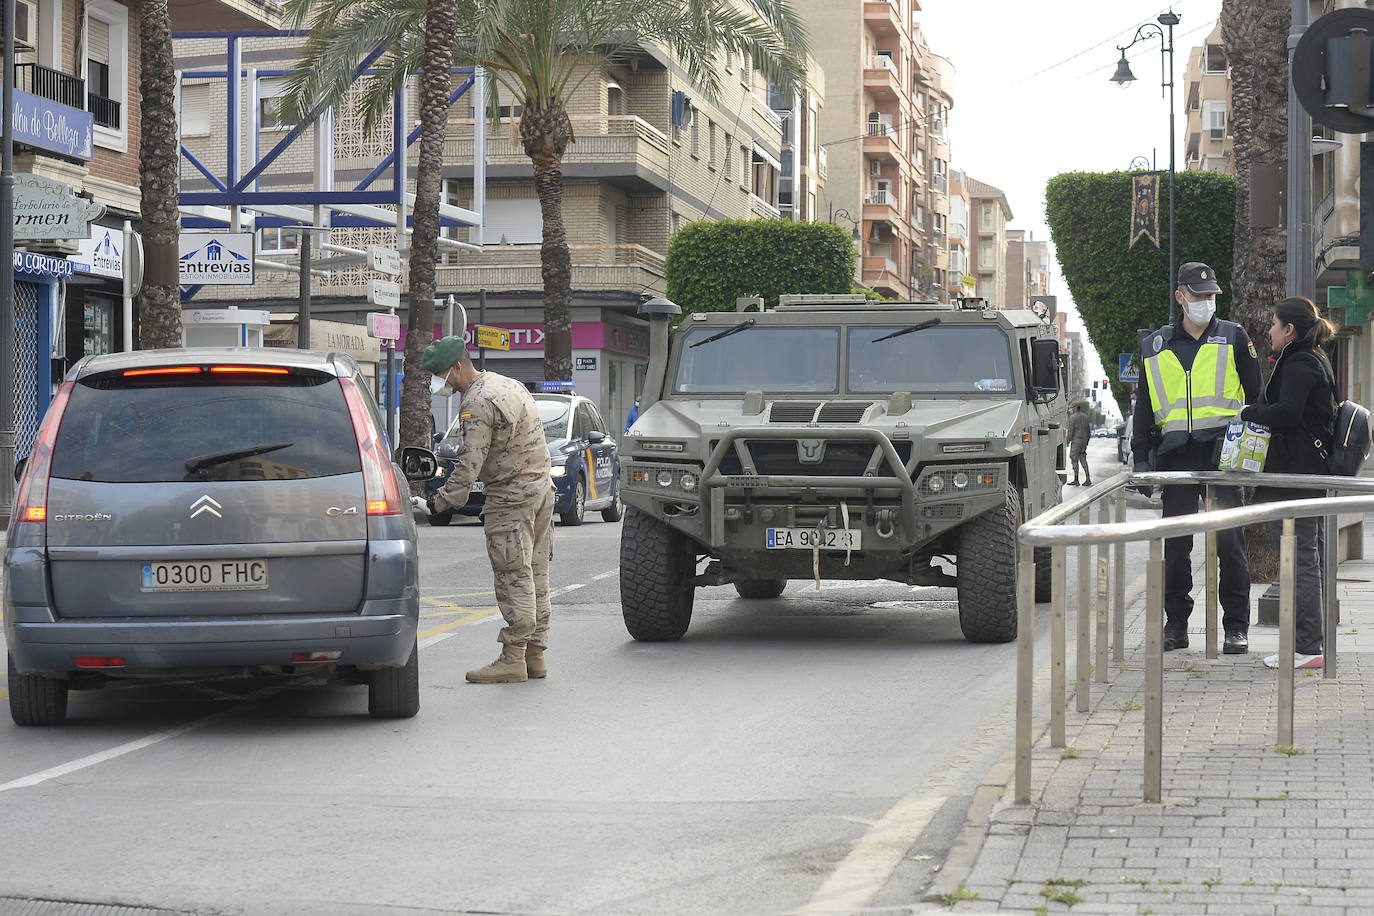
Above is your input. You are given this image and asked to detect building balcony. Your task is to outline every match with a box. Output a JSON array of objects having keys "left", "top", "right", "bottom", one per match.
[
  {"left": 863, "top": 0, "right": 903, "bottom": 36},
  {"left": 863, "top": 190, "right": 902, "bottom": 224},
  {"left": 932, "top": 193, "right": 950, "bottom": 216},
  {"left": 15, "top": 63, "right": 84, "bottom": 110},
  {"left": 864, "top": 56, "right": 903, "bottom": 98},
  {"left": 442, "top": 115, "right": 672, "bottom": 193},
  {"left": 863, "top": 122, "right": 902, "bottom": 160},
  {"left": 440, "top": 243, "right": 666, "bottom": 295},
  {"left": 88, "top": 92, "right": 121, "bottom": 130},
  {"left": 861, "top": 259, "right": 911, "bottom": 300},
  {"left": 817, "top": 146, "right": 828, "bottom": 179}
]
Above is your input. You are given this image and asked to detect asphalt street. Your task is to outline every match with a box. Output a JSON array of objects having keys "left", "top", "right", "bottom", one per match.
[{"left": 0, "top": 440, "right": 1144, "bottom": 915}]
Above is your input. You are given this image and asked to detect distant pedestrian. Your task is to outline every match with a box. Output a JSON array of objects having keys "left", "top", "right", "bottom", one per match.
[
  {"left": 625, "top": 395, "right": 641, "bottom": 432},
  {"left": 416, "top": 337, "right": 556, "bottom": 684},
  {"left": 1067, "top": 403, "right": 1092, "bottom": 486},
  {"left": 1131, "top": 261, "right": 1262, "bottom": 654},
  {"left": 1239, "top": 296, "right": 1338, "bottom": 670}
]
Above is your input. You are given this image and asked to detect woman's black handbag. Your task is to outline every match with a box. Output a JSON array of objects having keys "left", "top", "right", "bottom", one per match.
[{"left": 1307, "top": 356, "right": 1372, "bottom": 476}]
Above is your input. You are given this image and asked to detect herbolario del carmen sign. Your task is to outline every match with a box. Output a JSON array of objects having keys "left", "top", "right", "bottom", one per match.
[
  {"left": 178, "top": 231, "right": 255, "bottom": 285},
  {"left": 13, "top": 172, "right": 104, "bottom": 240}
]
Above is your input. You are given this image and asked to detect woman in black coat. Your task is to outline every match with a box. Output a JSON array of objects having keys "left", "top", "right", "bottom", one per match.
[{"left": 1238, "top": 296, "right": 1338, "bottom": 669}]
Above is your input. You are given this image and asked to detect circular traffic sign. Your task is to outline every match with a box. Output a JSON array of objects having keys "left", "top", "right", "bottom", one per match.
[{"left": 1293, "top": 7, "right": 1374, "bottom": 134}]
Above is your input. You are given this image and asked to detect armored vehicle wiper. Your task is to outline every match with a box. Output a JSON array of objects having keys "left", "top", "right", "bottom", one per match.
[
  {"left": 689, "top": 318, "right": 756, "bottom": 348},
  {"left": 185, "top": 442, "right": 293, "bottom": 475},
  {"left": 872, "top": 317, "right": 941, "bottom": 343}
]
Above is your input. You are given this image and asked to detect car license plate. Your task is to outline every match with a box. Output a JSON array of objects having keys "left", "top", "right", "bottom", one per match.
[
  {"left": 765, "top": 528, "right": 862, "bottom": 550},
  {"left": 140, "top": 560, "right": 269, "bottom": 592}
]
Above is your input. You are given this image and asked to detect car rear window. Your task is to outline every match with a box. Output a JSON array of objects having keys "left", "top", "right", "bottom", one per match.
[{"left": 50, "top": 370, "right": 363, "bottom": 483}]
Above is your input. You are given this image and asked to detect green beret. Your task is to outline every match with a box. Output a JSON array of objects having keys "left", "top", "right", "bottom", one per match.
[{"left": 423, "top": 335, "right": 468, "bottom": 373}]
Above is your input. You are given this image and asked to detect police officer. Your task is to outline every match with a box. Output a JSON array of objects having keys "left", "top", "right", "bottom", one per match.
[
  {"left": 1131, "top": 262, "right": 1262, "bottom": 654},
  {"left": 416, "top": 337, "right": 555, "bottom": 683}
]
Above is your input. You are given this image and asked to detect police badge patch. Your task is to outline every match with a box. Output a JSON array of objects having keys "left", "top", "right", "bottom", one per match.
[
  {"left": 1248, "top": 341, "right": 1257, "bottom": 357},
  {"left": 1153, "top": 334, "right": 1165, "bottom": 353}
]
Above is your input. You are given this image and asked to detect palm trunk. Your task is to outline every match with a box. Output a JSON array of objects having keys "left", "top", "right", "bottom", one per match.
[
  {"left": 522, "top": 105, "right": 574, "bottom": 382},
  {"left": 137, "top": 0, "right": 182, "bottom": 349},
  {"left": 400, "top": 0, "right": 457, "bottom": 463},
  {"left": 1223, "top": 0, "right": 1289, "bottom": 585}
]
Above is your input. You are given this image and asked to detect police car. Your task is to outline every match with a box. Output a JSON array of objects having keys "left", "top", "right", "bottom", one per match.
[{"left": 424, "top": 390, "right": 622, "bottom": 526}]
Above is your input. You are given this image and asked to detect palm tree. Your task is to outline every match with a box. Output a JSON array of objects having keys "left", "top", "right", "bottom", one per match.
[
  {"left": 138, "top": 0, "right": 184, "bottom": 348},
  {"left": 281, "top": 0, "right": 808, "bottom": 447},
  {"left": 1222, "top": 0, "right": 1288, "bottom": 366}
]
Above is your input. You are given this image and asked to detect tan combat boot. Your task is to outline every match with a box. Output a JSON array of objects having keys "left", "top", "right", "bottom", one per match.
[
  {"left": 525, "top": 645, "right": 547, "bottom": 679},
  {"left": 465, "top": 650, "right": 527, "bottom": 684}
]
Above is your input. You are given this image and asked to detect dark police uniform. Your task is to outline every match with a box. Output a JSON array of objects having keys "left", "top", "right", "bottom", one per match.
[{"left": 1131, "top": 308, "right": 1261, "bottom": 647}]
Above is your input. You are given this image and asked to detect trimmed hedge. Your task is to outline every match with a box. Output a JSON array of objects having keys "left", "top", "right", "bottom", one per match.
[
  {"left": 1045, "top": 171, "right": 1236, "bottom": 408},
  {"left": 665, "top": 219, "right": 857, "bottom": 316}
]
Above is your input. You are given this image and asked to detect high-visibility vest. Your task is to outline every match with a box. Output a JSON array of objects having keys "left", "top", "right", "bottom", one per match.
[{"left": 1143, "top": 321, "right": 1245, "bottom": 453}]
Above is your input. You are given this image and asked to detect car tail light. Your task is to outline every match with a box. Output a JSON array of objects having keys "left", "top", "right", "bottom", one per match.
[
  {"left": 123, "top": 366, "right": 202, "bottom": 377},
  {"left": 73, "top": 656, "right": 126, "bottom": 668},
  {"left": 14, "top": 381, "right": 74, "bottom": 524},
  {"left": 208, "top": 366, "right": 290, "bottom": 375},
  {"left": 292, "top": 651, "right": 342, "bottom": 662},
  {"left": 339, "top": 376, "right": 402, "bottom": 516}
]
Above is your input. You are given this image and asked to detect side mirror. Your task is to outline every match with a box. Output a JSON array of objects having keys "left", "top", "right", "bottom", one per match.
[
  {"left": 400, "top": 446, "right": 441, "bottom": 481},
  {"left": 433, "top": 431, "right": 444, "bottom": 445},
  {"left": 1030, "top": 338, "right": 1062, "bottom": 396},
  {"left": 587, "top": 430, "right": 607, "bottom": 444},
  {"left": 13, "top": 456, "right": 25, "bottom": 484}
]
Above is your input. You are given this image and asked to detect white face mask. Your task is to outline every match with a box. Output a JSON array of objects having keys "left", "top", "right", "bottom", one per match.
[
  {"left": 430, "top": 372, "right": 454, "bottom": 397},
  {"left": 1184, "top": 296, "right": 1216, "bottom": 325}
]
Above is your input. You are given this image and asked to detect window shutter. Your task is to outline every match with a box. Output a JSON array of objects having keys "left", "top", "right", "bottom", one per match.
[{"left": 88, "top": 18, "right": 110, "bottom": 66}]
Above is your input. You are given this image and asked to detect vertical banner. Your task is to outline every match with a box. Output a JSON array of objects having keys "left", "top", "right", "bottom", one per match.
[{"left": 1130, "top": 172, "right": 1161, "bottom": 250}]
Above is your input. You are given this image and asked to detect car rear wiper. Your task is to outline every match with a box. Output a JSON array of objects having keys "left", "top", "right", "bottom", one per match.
[
  {"left": 872, "top": 317, "right": 941, "bottom": 343},
  {"left": 185, "top": 442, "right": 293, "bottom": 475},
  {"left": 689, "top": 318, "right": 756, "bottom": 348}
]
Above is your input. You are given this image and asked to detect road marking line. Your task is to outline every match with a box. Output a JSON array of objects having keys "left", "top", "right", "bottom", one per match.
[
  {"left": 419, "top": 608, "right": 494, "bottom": 647},
  {"left": 592, "top": 568, "right": 619, "bottom": 581},
  {"left": 797, "top": 792, "right": 946, "bottom": 915},
  {"left": 549, "top": 583, "right": 588, "bottom": 598},
  {"left": 0, "top": 708, "right": 243, "bottom": 794}
]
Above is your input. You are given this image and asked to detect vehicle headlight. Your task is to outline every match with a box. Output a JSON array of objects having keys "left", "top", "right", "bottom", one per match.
[
  {"left": 550, "top": 464, "right": 567, "bottom": 478},
  {"left": 679, "top": 472, "right": 698, "bottom": 492},
  {"left": 953, "top": 471, "right": 969, "bottom": 489},
  {"left": 927, "top": 474, "right": 945, "bottom": 493},
  {"left": 656, "top": 470, "right": 675, "bottom": 488}
]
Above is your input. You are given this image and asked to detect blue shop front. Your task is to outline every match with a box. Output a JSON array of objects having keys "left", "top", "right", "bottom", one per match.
[{"left": 11, "top": 250, "right": 73, "bottom": 458}]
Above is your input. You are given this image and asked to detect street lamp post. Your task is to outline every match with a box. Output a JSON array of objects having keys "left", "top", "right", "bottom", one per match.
[
  {"left": 1112, "top": 10, "right": 1180, "bottom": 325},
  {"left": 0, "top": 0, "right": 17, "bottom": 526}
]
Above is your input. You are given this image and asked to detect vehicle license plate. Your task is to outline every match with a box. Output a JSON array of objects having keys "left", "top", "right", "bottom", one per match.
[
  {"left": 765, "top": 528, "right": 862, "bottom": 550},
  {"left": 140, "top": 560, "right": 269, "bottom": 592}
]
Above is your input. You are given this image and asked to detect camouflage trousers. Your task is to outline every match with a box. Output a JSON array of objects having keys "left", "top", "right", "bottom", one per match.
[{"left": 485, "top": 486, "right": 555, "bottom": 653}]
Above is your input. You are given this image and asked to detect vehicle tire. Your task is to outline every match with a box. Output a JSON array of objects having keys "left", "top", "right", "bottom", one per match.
[
  {"left": 1034, "top": 547, "right": 1053, "bottom": 603},
  {"left": 560, "top": 476, "right": 586, "bottom": 526},
  {"left": 368, "top": 641, "right": 420, "bottom": 719},
  {"left": 734, "top": 579, "right": 786, "bottom": 599},
  {"left": 620, "top": 506, "right": 695, "bottom": 640},
  {"left": 427, "top": 509, "right": 454, "bottom": 527},
  {"left": 8, "top": 655, "right": 68, "bottom": 726},
  {"left": 601, "top": 488, "right": 624, "bottom": 523},
  {"left": 956, "top": 485, "right": 1020, "bottom": 643}
]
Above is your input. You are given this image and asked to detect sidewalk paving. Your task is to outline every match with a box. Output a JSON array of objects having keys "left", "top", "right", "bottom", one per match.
[{"left": 920, "top": 447, "right": 1374, "bottom": 915}]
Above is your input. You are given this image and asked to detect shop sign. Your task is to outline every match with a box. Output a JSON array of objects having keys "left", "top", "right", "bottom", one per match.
[
  {"left": 13, "top": 172, "right": 104, "bottom": 240},
  {"left": 178, "top": 231, "right": 255, "bottom": 285},
  {"left": 475, "top": 325, "right": 511, "bottom": 351},
  {"left": 4, "top": 88, "right": 94, "bottom": 161},
  {"left": 71, "top": 225, "right": 123, "bottom": 279},
  {"left": 13, "top": 249, "right": 75, "bottom": 278}
]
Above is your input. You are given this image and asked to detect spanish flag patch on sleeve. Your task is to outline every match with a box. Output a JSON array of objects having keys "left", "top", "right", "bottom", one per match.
[
  {"left": 1248, "top": 341, "right": 1257, "bottom": 358},
  {"left": 460, "top": 412, "right": 473, "bottom": 420}
]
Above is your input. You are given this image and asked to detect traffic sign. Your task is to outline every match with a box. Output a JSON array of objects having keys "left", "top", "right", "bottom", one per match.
[
  {"left": 368, "top": 245, "right": 402, "bottom": 276},
  {"left": 1119, "top": 353, "right": 1141, "bottom": 383},
  {"left": 366, "top": 312, "right": 401, "bottom": 340},
  {"left": 368, "top": 278, "right": 401, "bottom": 309},
  {"left": 475, "top": 325, "right": 511, "bottom": 351}
]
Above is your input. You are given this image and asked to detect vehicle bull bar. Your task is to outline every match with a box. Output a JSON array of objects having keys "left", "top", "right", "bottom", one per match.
[
  {"left": 698, "top": 426, "right": 919, "bottom": 549},
  {"left": 1016, "top": 469, "right": 1374, "bottom": 805}
]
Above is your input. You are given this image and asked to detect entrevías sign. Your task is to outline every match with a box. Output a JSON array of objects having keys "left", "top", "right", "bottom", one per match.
[{"left": 178, "top": 231, "right": 255, "bottom": 285}]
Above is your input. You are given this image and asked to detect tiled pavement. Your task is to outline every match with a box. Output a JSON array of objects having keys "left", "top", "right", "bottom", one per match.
[{"left": 919, "top": 449, "right": 1374, "bottom": 914}]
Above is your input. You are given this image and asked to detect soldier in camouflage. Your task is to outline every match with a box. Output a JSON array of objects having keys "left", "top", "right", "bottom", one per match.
[{"left": 418, "top": 337, "right": 555, "bottom": 683}]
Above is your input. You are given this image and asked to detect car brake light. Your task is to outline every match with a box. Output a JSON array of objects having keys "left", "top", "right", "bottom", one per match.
[
  {"left": 123, "top": 366, "right": 202, "bottom": 377},
  {"left": 208, "top": 366, "right": 290, "bottom": 375},
  {"left": 291, "top": 651, "right": 342, "bottom": 662},
  {"left": 14, "top": 381, "right": 74, "bottom": 524},
  {"left": 339, "top": 376, "right": 402, "bottom": 516}
]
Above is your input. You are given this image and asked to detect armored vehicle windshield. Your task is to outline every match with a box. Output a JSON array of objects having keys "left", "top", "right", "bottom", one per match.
[
  {"left": 849, "top": 325, "right": 1017, "bottom": 394},
  {"left": 673, "top": 326, "right": 840, "bottom": 395}
]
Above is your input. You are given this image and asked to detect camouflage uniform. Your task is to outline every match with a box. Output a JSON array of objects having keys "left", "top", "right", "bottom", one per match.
[{"left": 432, "top": 372, "right": 554, "bottom": 654}]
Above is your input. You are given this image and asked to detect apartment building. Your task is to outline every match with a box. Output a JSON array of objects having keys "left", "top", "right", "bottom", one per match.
[
  {"left": 175, "top": 33, "right": 814, "bottom": 431},
  {"left": 1004, "top": 229, "right": 1051, "bottom": 310},
  {"left": 965, "top": 175, "right": 1011, "bottom": 303},
  {"left": 947, "top": 169, "right": 973, "bottom": 297},
  {"left": 796, "top": 0, "right": 954, "bottom": 301},
  {"left": 1183, "top": 22, "right": 1234, "bottom": 175}
]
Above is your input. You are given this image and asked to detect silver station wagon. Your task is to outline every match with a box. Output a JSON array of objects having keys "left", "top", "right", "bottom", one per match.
[{"left": 4, "top": 348, "right": 421, "bottom": 725}]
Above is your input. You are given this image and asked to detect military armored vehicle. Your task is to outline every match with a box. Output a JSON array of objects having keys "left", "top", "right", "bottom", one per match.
[{"left": 618, "top": 294, "right": 1068, "bottom": 643}]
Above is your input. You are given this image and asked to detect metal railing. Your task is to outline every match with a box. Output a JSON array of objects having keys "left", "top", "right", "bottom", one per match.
[
  {"left": 1015, "top": 469, "right": 1374, "bottom": 805},
  {"left": 14, "top": 62, "right": 84, "bottom": 110}
]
